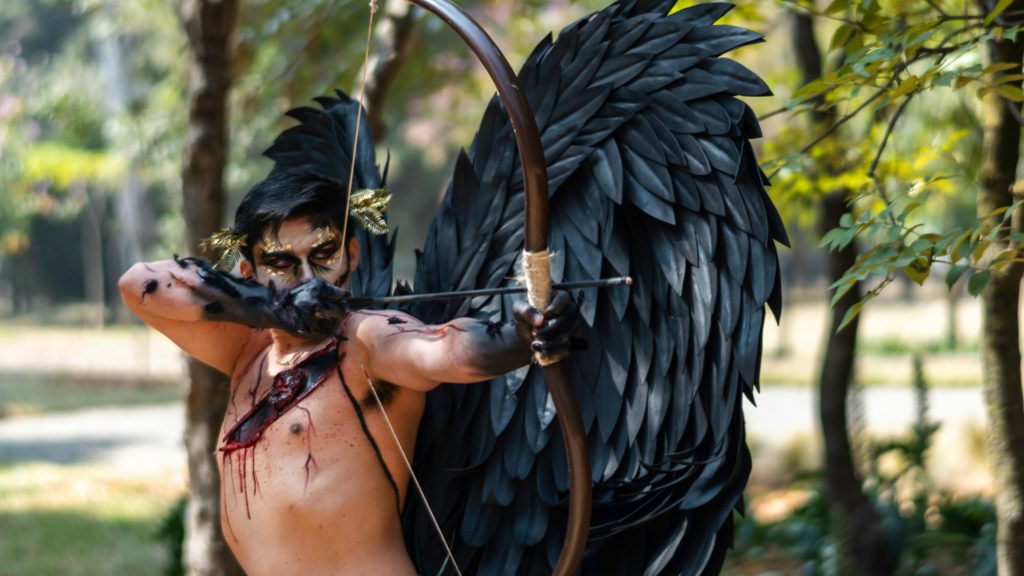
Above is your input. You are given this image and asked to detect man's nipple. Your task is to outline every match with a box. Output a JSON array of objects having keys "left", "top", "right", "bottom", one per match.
[{"left": 290, "top": 422, "right": 304, "bottom": 434}]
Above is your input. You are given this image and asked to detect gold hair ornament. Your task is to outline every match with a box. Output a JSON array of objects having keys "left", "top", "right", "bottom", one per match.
[
  {"left": 200, "top": 228, "right": 247, "bottom": 271},
  {"left": 348, "top": 187, "right": 391, "bottom": 235}
]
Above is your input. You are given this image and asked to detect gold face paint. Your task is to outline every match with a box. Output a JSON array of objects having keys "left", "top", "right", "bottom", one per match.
[{"left": 252, "top": 218, "right": 347, "bottom": 289}]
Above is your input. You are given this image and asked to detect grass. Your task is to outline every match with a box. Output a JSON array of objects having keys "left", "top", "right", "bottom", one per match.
[
  {"left": 0, "top": 372, "right": 182, "bottom": 416},
  {"left": 0, "top": 462, "right": 180, "bottom": 576},
  {"left": 857, "top": 335, "right": 981, "bottom": 356}
]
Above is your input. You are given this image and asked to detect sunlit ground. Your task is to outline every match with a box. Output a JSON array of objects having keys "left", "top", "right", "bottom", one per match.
[
  {"left": 0, "top": 292, "right": 996, "bottom": 574},
  {"left": 0, "top": 463, "right": 184, "bottom": 576}
]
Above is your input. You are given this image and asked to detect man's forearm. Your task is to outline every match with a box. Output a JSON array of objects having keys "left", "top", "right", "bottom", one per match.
[{"left": 447, "top": 317, "right": 533, "bottom": 380}]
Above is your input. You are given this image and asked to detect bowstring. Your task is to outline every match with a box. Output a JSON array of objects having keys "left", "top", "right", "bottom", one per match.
[
  {"left": 345, "top": 3, "right": 464, "bottom": 575},
  {"left": 339, "top": 0, "right": 378, "bottom": 248},
  {"left": 349, "top": 341, "right": 464, "bottom": 576}
]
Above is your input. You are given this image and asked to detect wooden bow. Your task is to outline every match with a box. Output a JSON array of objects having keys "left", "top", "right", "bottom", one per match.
[{"left": 404, "top": 1, "right": 591, "bottom": 573}]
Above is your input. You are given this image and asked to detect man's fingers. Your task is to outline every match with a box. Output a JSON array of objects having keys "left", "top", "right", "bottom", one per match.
[
  {"left": 513, "top": 301, "right": 545, "bottom": 329},
  {"left": 536, "top": 313, "right": 580, "bottom": 340},
  {"left": 544, "top": 291, "right": 573, "bottom": 318},
  {"left": 530, "top": 338, "right": 571, "bottom": 355}
]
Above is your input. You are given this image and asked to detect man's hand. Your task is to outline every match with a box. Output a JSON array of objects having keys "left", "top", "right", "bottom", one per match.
[
  {"left": 272, "top": 278, "right": 351, "bottom": 337},
  {"left": 513, "top": 291, "right": 584, "bottom": 365},
  {"left": 180, "top": 256, "right": 350, "bottom": 338}
]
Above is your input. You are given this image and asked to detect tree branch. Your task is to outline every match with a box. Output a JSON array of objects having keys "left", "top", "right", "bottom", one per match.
[{"left": 765, "top": 87, "right": 888, "bottom": 177}]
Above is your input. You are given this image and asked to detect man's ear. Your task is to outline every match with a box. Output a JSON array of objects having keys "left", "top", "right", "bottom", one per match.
[
  {"left": 239, "top": 259, "right": 254, "bottom": 279},
  {"left": 347, "top": 237, "right": 361, "bottom": 272}
]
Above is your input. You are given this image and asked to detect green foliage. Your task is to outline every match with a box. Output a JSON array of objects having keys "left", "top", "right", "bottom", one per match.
[
  {"left": 157, "top": 495, "right": 187, "bottom": 576},
  {"left": 823, "top": 197, "right": 1024, "bottom": 328},
  {"left": 0, "top": 0, "right": 187, "bottom": 263},
  {"left": 766, "top": 0, "right": 1024, "bottom": 327}
]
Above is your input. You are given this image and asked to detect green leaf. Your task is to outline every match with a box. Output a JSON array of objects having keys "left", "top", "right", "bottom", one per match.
[
  {"left": 945, "top": 263, "right": 969, "bottom": 288},
  {"left": 831, "top": 24, "right": 856, "bottom": 52},
  {"left": 973, "top": 240, "right": 992, "bottom": 262},
  {"left": 819, "top": 227, "right": 844, "bottom": 249},
  {"left": 953, "top": 75, "right": 974, "bottom": 90},
  {"left": 996, "top": 84, "right": 1024, "bottom": 102},
  {"left": 968, "top": 270, "right": 992, "bottom": 296},
  {"left": 984, "top": 62, "right": 1020, "bottom": 75},
  {"left": 946, "top": 231, "right": 970, "bottom": 261},
  {"left": 909, "top": 237, "right": 935, "bottom": 253},
  {"left": 825, "top": 0, "right": 849, "bottom": 16},
  {"left": 905, "top": 258, "right": 931, "bottom": 285},
  {"left": 793, "top": 79, "right": 830, "bottom": 101},
  {"left": 891, "top": 75, "right": 920, "bottom": 99},
  {"left": 839, "top": 213, "right": 854, "bottom": 228},
  {"left": 838, "top": 300, "right": 864, "bottom": 331},
  {"left": 1010, "top": 233, "right": 1024, "bottom": 242},
  {"left": 986, "top": 0, "right": 1015, "bottom": 26},
  {"left": 830, "top": 277, "right": 857, "bottom": 306}
]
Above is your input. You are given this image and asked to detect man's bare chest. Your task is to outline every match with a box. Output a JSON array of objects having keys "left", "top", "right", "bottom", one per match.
[{"left": 218, "top": 339, "right": 419, "bottom": 524}]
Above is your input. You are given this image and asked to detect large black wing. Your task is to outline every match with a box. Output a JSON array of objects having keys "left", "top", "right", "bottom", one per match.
[{"left": 402, "top": 1, "right": 787, "bottom": 574}]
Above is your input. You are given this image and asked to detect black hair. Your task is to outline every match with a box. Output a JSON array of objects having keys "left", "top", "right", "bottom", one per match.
[
  {"left": 231, "top": 90, "right": 386, "bottom": 263},
  {"left": 232, "top": 170, "right": 354, "bottom": 263}
]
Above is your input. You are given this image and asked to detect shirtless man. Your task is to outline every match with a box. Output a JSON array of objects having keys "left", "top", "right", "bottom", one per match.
[{"left": 119, "top": 168, "right": 578, "bottom": 574}]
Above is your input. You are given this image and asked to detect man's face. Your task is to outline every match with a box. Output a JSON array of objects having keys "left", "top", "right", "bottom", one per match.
[{"left": 246, "top": 216, "right": 357, "bottom": 290}]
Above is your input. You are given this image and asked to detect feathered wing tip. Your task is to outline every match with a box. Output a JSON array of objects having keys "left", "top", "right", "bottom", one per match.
[
  {"left": 262, "top": 90, "right": 393, "bottom": 235},
  {"left": 262, "top": 89, "right": 382, "bottom": 193}
]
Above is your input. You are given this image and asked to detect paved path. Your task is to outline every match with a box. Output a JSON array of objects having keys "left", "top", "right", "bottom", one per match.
[
  {"left": 0, "top": 404, "right": 185, "bottom": 471},
  {"left": 0, "top": 386, "right": 990, "bottom": 495}
]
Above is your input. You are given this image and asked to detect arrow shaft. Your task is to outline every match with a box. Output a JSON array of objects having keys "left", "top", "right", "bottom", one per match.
[{"left": 345, "top": 276, "right": 630, "bottom": 308}]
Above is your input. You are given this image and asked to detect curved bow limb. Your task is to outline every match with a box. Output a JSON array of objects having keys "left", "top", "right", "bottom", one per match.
[{"left": 403, "top": 0, "right": 592, "bottom": 573}]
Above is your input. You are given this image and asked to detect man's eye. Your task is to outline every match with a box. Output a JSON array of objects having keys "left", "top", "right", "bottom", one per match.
[
  {"left": 314, "top": 247, "right": 339, "bottom": 260},
  {"left": 263, "top": 258, "right": 291, "bottom": 269}
]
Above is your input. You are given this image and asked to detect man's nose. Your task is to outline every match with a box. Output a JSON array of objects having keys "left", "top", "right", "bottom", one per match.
[{"left": 298, "top": 261, "right": 315, "bottom": 282}]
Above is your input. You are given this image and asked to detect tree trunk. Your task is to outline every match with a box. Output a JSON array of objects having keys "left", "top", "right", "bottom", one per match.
[
  {"left": 818, "top": 195, "right": 897, "bottom": 576},
  {"left": 357, "top": 0, "right": 419, "bottom": 141},
  {"left": 173, "top": 1, "right": 242, "bottom": 574},
  {"left": 977, "top": 14, "right": 1024, "bottom": 575},
  {"left": 791, "top": 12, "right": 897, "bottom": 575}
]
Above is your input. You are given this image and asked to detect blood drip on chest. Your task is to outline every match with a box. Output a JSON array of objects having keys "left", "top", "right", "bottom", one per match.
[{"left": 219, "top": 348, "right": 335, "bottom": 523}]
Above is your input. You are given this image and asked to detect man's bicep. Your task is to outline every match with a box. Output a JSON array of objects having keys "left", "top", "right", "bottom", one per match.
[
  {"left": 357, "top": 313, "right": 502, "bottom": 389},
  {"left": 356, "top": 313, "right": 456, "bottom": 391},
  {"left": 150, "top": 318, "right": 252, "bottom": 376}
]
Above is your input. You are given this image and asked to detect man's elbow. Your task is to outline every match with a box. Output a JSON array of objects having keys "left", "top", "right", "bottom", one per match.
[{"left": 119, "top": 262, "right": 155, "bottom": 310}]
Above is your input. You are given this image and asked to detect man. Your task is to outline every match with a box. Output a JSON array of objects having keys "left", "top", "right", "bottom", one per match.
[{"left": 120, "top": 100, "right": 578, "bottom": 575}]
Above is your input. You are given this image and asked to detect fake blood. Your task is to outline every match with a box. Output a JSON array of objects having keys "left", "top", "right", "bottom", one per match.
[{"left": 219, "top": 345, "right": 338, "bottom": 519}]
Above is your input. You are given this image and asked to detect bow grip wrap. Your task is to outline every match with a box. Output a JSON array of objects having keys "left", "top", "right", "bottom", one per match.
[{"left": 522, "top": 249, "right": 555, "bottom": 365}]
